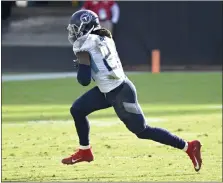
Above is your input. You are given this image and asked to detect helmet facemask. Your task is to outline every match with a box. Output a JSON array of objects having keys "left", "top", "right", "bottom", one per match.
[
  {"left": 68, "top": 22, "right": 96, "bottom": 45},
  {"left": 67, "top": 22, "right": 84, "bottom": 44}
]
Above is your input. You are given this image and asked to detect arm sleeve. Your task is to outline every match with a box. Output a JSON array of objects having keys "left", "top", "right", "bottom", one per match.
[
  {"left": 77, "top": 64, "right": 91, "bottom": 86},
  {"left": 111, "top": 2, "right": 120, "bottom": 24}
]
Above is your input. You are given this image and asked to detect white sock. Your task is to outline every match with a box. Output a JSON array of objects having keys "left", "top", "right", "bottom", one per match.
[
  {"left": 182, "top": 142, "right": 188, "bottom": 152},
  {"left": 79, "top": 145, "right": 90, "bottom": 150}
]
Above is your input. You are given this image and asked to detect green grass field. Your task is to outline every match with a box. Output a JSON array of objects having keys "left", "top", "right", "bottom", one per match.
[{"left": 2, "top": 73, "right": 222, "bottom": 182}]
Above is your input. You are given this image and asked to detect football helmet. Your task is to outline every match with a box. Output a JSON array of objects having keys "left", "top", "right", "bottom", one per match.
[{"left": 67, "top": 9, "right": 101, "bottom": 44}]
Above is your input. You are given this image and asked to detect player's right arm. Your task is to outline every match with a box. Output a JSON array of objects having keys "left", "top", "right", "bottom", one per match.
[
  {"left": 76, "top": 51, "right": 91, "bottom": 86},
  {"left": 72, "top": 35, "right": 98, "bottom": 86}
]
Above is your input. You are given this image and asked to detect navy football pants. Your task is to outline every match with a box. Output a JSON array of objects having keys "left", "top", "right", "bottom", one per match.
[{"left": 70, "top": 78, "right": 186, "bottom": 149}]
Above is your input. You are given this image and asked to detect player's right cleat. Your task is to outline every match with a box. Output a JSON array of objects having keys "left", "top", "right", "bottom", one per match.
[
  {"left": 186, "top": 140, "right": 202, "bottom": 172},
  {"left": 61, "top": 148, "right": 94, "bottom": 165}
]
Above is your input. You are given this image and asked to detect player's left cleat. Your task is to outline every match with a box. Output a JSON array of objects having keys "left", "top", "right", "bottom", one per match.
[
  {"left": 186, "top": 140, "right": 202, "bottom": 172},
  {"left": 61, "top": 148, "right": 94, "bottom": 165}
]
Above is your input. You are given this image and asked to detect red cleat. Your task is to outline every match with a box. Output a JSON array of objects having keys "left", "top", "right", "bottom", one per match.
[
  {"left": 62, "top": 148, "right": 94, "bottom": 165},
  {"left": 186, "top": 140, "right": 202, "bottom": 172}
]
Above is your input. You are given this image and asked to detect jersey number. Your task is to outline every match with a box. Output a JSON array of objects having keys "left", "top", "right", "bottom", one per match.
[
  {"left": 91, "top": 37, "right": 117, "bottom": 74},
  {"left": 102, "top": 45, "right": 113, "bottom": 72}
]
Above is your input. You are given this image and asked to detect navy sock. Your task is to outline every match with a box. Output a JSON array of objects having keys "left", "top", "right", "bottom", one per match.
[
  {"left": 70, "top": 107, "right": 90, "bottom": 146},
  {"left": 137, "top": 125, "right": 186, "bottom": 149}
]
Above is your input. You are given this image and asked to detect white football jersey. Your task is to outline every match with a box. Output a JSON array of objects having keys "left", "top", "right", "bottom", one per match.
[{"left": 73, "top": 34, "right": 126, "bottom": 93}]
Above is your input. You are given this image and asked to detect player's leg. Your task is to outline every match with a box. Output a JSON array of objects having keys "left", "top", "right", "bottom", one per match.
[
  {"left": 62, "top": 86, "right": 111, "bottom": 165},
  {"left": 106, "top": 78, "right": 202, "bottom": 171},
  {"left": 70, "top": 86, "right": 111, "bottom": 146},
  {"left": 106, "top": 79, "right": 186, "bottom": 148}
]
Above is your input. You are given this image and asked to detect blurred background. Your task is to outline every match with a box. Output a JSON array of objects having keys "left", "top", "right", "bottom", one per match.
[{"left": 1, "top": 1, "right": 222, "bottom": 73}]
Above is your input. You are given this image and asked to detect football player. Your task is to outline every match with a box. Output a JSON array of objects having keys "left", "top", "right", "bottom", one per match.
[{"left": 62, "top": 10, "right": 202, "bottom": 172}]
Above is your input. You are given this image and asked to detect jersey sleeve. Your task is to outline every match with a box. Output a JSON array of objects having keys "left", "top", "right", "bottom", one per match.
[{"left": 73, "top": 35, "right": 98, "bottom": 55}]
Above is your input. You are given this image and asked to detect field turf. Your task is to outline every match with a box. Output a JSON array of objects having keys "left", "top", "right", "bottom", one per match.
[{"left": 1, "top": 72, "right": 222, "bottom": 181}]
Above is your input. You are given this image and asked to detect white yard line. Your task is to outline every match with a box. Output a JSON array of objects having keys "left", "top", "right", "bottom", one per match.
[
  {"left": 2, "top": 72, "right": 77, "bottom": 82},
  {"left": 2, "top": 72, "right": 143, "bottom": 82},
  {"left": 2, "top": 71, "right": 221, "bottom": 82}
]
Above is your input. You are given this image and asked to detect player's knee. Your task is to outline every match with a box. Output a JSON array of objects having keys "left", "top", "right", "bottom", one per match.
[
  {"left": 136, "top": 125, "right": 152, "bottom": 139},
  {"left": 70, "top": 106, "right": 86, "bottom": 125},
  {"left": 124, "top": 114, "right": 146, "bottom": 134},
  {"left": 70, "top": 103, "right": 84, "bottom": 118},
  {"left": 70, "top": 106, "right": 78, "bottom": 117},
  {"left": 118, "top": 112, "right": 147, "bottom": 135},
  {"left": 124, "top": 118, "right": 147, "bottom": 135}
]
